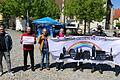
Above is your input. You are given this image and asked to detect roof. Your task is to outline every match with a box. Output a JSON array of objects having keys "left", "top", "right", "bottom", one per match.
[{"left": 113, "top": 9, "right": 120, "bottom": 19}]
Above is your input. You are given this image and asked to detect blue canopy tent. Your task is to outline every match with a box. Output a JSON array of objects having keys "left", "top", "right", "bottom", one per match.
[
  {"left": 33, "top": 17, "right": 63, "bottom": 25},
  {"left": 32, "top": 17, "right": 63, "bottom": 37}
]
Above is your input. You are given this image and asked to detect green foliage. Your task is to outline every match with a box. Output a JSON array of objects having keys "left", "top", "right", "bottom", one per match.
[
  {"left": 116, "top": 23, "right": 120, "bottom": 27},
  {"left": 32, "top": 0, "right": 60, "bottom": 19},
  {"left": 64, "top": 0, "right": 106, "bottom": 22},
  {"left": 0, "top": 0, "right": 60, "bottom": 19},
  {"left": 64, "top": 0, "right": 106, "bottom": 34}
]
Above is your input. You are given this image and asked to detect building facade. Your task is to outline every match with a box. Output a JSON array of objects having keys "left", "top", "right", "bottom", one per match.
[{"left": 113, "top": 9, "right": 120, "bottom": 28}]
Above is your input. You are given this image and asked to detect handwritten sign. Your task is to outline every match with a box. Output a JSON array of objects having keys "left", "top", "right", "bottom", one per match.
[{"left": 22, "top": 36, "right": 34, "bottom": 44}]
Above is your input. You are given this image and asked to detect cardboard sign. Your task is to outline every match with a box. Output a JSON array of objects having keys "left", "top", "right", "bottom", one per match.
[{"left": 22, "top": 36, "right": 34, "bottom": 44}]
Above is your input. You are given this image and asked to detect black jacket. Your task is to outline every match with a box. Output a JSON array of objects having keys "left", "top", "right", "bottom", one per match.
[{"left": 0, "top": 32, "right": 12, "bottom": 51}]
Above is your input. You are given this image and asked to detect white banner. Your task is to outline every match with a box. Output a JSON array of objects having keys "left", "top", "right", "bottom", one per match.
[
  {"left": 22, "top": 36, "right": 35, "bottom": 44},
  {"left": 49, "top": 36, "right": 120, "bottom": 65}
]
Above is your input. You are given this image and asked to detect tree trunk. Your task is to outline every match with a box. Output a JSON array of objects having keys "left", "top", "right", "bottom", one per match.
[
  {"left": 88, "top": 21, "right": 90, "bottom": 35},
  {"left": 84, "top": 20, "right": 87, "bottom": 35}
]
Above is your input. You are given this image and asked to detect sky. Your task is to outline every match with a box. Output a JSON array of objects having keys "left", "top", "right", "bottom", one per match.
[{"left": 111, "top": 0, "right": 120, "bottom": 9}]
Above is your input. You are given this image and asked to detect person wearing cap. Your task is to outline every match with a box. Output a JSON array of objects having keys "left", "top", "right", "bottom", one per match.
[{"left": 38, "top": 28, "right": 50, "bottom": 70}]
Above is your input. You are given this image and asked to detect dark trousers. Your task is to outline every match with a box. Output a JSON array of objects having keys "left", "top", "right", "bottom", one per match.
[
  {"left": 0, "top": 51, "right": 11, "bottom": 72},
  {"left": 24, "top": 50, "right": 34, "bottom": 68},
  {"left": 56, "top": 62, "right": 64, "bottom": 70}
]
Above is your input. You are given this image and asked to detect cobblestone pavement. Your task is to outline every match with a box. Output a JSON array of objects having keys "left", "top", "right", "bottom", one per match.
[{"left": 0, "top": 29, "right": 120, "bottom": 80}]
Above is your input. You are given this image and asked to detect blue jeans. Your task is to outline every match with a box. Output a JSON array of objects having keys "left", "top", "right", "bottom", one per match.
[{"left": 41, "top": 49, "right": 49, "bottom": 68}]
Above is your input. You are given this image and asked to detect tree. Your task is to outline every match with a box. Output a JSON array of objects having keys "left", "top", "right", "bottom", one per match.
[
  {"left": 116, "top": 23, "right": 120, "bottom": 28},
  {"left": 64, "top": 0, "right": 106, "bottom": 34},
  {"left": 32, "top": 0, "right": 60, "bottom": 19},
  {"left": 0, "top": 0, "right": 60, "bottom": 19},
  {"left": 0, "top": 0, "right": 26, "bottom": 17}
]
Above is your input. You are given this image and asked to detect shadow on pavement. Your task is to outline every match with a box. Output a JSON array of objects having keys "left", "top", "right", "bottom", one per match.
[
  {"left": 35, "top": 63, "right": 56, "bottom": 69},
  {"left": 114, "top": 65, "right": 120, "bottom": 76},
  {"left": 11, "top": 62, "right": 120, "bottom": 77},
  {"left": 12, "top": 65, "right": 30, "bottom": 73}
]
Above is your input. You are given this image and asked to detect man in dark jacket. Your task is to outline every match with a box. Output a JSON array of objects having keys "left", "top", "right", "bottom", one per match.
[{"left": 0, "top": 25, "right": 14, "bottom": 76}]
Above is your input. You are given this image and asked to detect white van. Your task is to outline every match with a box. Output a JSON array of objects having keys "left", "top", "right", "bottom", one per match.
[{"left": 65, "top": 19, "right": 79, "bottom": 29}]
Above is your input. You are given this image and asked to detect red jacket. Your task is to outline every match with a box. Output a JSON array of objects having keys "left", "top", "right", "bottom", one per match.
[{"left": 21, "top": 33, "right": 36, "bottom": 51}]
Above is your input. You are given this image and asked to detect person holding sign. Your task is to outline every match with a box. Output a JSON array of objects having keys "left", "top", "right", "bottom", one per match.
[
  {"left": 21, "top": 27, "right": 36, "bottom": 71},
  {"left": 38, "top": 28, "right": 50, "bottom": 70},
  {"left": 91, "top": 25, "right": 107, "bottom": 74}
]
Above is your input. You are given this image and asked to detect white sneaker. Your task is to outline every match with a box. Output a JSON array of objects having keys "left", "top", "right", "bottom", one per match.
[
  {"left": 8, "top": 72, "right": 14, "bottom": 76},
  {"left": 0, "top": 72, "right": 2, "bottom": 76},
  {"left": 56, "top": 69, "right": 59, "bottom": 71},
  {"left": 60, "top": 69, "right": 63, "bottom": 71}
]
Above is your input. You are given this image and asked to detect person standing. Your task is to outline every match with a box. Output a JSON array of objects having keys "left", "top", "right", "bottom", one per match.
[
  {"left": 21, "top": 27, "right": 36, "bottom": 71},
  {"left": 59, "top": 28, "right": 65, "bottom": 37},
  {"left": 76, "top": 29, "right": 83, "bottom": 36},
  {"left": 91, "top": 25, "right": 107, "bottom": 74},
  {"left": 92, "top": 25, "right": 107, "bottom": 37},
  {"left": 38, "top": 28, "right": 50, "bottom": 70},
  {"left": 0, "top": 25, "right": 14, "bottom": 76}
]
